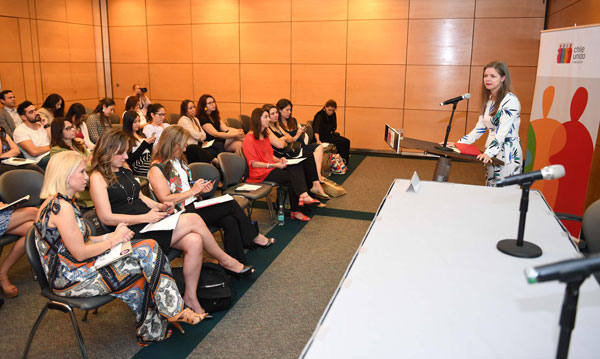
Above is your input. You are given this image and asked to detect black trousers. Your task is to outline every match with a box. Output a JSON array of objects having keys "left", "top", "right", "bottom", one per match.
[
  {"left": 264, "top": 156, "right": 319, "bottom": 211},
  {"left": 185, "top": 144, "right": 215, "bottom": 164},
  {"left": 323, "top": 134, "right": 350, "bottom": 164},
  {"left": 185, "top": 200, "right": 257, "bottom": 264}
]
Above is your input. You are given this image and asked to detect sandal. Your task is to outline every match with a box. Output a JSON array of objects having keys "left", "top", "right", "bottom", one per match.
[
  {"left": 290, "top": 211, "right": 311, "bottom": 222},
  {"left": 310, "top": 188, "right": 330, "bottom": 200},
  {"left": 299, "top": 195, "right": 324, "bottom": 207},
  {"left": 168, "top": 308, "right": 207, "bottom": 333},
  {"left": 254, "top": 237, "right": 275, "bottom": 248},
  {"left": 0, "top": 274, "right": 18, "bottom": 298}
]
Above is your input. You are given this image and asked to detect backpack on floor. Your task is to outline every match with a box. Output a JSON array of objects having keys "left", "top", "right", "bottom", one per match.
[
  {"left": 172, "top": 262, "right": 234, "bottom": 313},
  {"left": 329, "top": 153, "right": 348, "bottom": 175}
]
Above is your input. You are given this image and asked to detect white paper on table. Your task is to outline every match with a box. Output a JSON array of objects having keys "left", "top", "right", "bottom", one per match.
[
  {"left": 194, "top": 194, "right": 234, "bottom": 209},
  {"left": 236, "top": 184, "right": 262, "bottom": 191},
  {"left": 140, "top": 210, "right": 183, "bottom": 233},
  {"left": 2, "top": 157, "right": 37, "bottom": 166},
  {"left": 406, "top": 171, "right": 421, "bottom": 192},
  {"left": 285, "top": 158, "right": 306, "bottom": 165},
  {"left": 202, "top": 140, "right": 214, "bottom": 148}
]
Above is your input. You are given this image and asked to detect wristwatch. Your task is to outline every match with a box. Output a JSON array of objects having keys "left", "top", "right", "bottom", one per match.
[{"left": 43, "top": 124, "right": 50, "bottom": 129}]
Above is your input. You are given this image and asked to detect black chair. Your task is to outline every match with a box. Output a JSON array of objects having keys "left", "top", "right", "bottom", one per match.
[
  {"left": 168, "top": 113, "right": 180, "bottom": 125},
  {"left": 226, "top": 118, "right": 243, "bottom": 130},
  {"left": 557, "top": 199, "right": 600, "bottom": 254},
  {"left": 23, "top": 225, "right": 114, "bottom": 359},
  {"left": 239, "top": 114, "right": 251, "bottom": 134},
  {"left": 217, "top": 152, "right": 273, "bottom": 220},
  {"left": 188, "top": 162, "right": 250, "bottom": 214}
]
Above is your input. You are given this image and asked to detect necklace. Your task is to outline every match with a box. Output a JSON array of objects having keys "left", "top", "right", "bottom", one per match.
[{"left": 116, "top": 168, "right": 136, "bottom": 204}]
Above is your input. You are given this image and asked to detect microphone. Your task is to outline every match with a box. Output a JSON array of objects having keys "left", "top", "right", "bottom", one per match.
[
  {"left": 440, "top": 93, "right": 470, "bottom": 106},
  {"left": 525, "top": 254, "right": 600, "bottom": 284},
  {"left": 496, "top": 165, "right": 565, "bottom": 187}
]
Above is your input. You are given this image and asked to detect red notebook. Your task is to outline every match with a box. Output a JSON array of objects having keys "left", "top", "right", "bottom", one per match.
[{"left": 455, "top": 143, "right": 481, "bottom": 156}]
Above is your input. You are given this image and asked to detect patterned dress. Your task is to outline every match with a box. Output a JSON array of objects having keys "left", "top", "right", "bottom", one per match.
[
  {"left": 458, "top": 92, "right": 523, "bottom": 186},
  {"left": 34, "top": 194, "right": 183, "bottom": 345}
]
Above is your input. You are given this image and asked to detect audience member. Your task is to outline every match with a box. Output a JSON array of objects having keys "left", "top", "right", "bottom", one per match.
[
  {"left": 13, "top": 101, "right": 51, "bottom": 169},
  {"left": 197, "top": 94, "right": 243, "bottom": 155},
  {"left": 0, "top": 197, "right": 37, "bottom": 300},
  {"left": 0, "top": 90, "right": 23, "bottom": 137},
  {"left": 65, "top": 103, "right": 95, "bottom": 150},
  {"left": 0, "top": 127, "right": 43, "bottom": 175},
  {"left": 35, "top": 151, "right": 206, "bottom": 345},
  {"left": 89, "top": 129, "right": 253, "bottom": 315},
  {"left": 87, "top": 98, "right": 116, "bottom": 144},
  {"left": 49, "top": 117, "right": 90, "bottom": 160},
  {"left": 38, "top": 93, "right": 65, "bottom": 124},
  {"left": 123, "top": 110, "right": 155, "bottom": 176},
  {"left": 125, "top": 84, "right": 151, "bottom": 116},
  {"left": 148, "top": 126, "right": 274, "bottom": 263},
  {"left": 124, "top": 95, "right": 147, "bottom": 126},
  {"left": 243, "top": 107, "right": 324, "bottom": 222},
  {"left": 143, "top": 103, "right": 170, "bottom": 143},
  {"left": 177, "top": 99, "right": 214, "bottom": 164},
  {"left": 313, "top": 99, "right": 350, "bottom": 165}
]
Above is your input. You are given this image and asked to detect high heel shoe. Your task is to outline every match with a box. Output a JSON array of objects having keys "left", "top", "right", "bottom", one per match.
[
  {"left": 299, "top": 195, "right": 324, "bottom": 207},
  {"left": 310, "top": 188, "right": 330, "bottom": 200},
  {"left": 227, "top": 264, "right": 255, "bottom": 279},
  {"left": 0, "top": 274, "right": 18, "bottom": 298},
  {"left": 168, "top": 308, "right": 207, "bottom": 333},
  {"left": 254, "top": 237, "right": 275, "bottom": 248},
  {"left": 290, "top": 211, "right": 311, "bottom": 222}
]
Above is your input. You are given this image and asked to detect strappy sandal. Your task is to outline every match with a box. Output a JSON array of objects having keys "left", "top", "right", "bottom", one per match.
[
  {"left": 168, "top": 308, "right": 207, "bottom": 333},
  {"left": 0, "top": 274, "right": 18, "bottom": 298}
]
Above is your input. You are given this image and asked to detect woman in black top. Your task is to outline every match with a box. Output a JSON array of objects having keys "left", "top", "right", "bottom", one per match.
[
  {"left": 313, "top": 99, "right": 350, "bottom": 165},
  {"left": 89, "top": 129, "right": 252, "bottom": 315},
  {"left": 197, "top": 94, "right": 244, "bottom": 155},
  {"left": 123, "top": 110, "right": 155, "bottom": 175}
]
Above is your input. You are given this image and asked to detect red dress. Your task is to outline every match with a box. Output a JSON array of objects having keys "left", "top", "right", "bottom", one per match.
[{"left": 242, "top": 132, "right": 274, "bottom": 183}]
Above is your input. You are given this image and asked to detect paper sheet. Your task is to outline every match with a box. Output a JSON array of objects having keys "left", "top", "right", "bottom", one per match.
[
  {"left": 285, "top": 158, "right": 306, "bottom": 165},
  {"left": 202, "top": 140, "right": 214, "bottom": 148},
  {"left": 140, "top": 210, "right": 183, "bottom": 233},
  {"left": 194, "top": 194, "right": 234, "bottom": 209}
]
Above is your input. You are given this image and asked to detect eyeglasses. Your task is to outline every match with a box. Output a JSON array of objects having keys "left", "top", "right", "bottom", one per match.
[
  {"left": 64, "top": 126, "right": 74, "bottom": 130},
  {"left": 157, "top": 113, "right": 166, "bottom": 117}
]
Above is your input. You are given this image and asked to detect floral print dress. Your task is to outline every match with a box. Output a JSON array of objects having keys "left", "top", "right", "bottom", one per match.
[
  {"left": 458, "top": 92, "right": 523, "bottom": 186},
  {"left": 34, "top": 194, "right": 183, "bottom": 345}
]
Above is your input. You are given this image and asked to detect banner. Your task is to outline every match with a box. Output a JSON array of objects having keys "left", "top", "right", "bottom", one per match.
[{"left": 525, "top": 24, "right": 600, "bottom": 236}]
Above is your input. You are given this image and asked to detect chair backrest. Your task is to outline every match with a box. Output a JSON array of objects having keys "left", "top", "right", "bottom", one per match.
[
  {"left": 0, "top": 169, "right": 45, "bottom": 207},
  {"left": 168, "top": 113, "right": 180, "bottom": 125},
  {"left": 85, "top": 107, "right": 92, "bottom": 115},
  {"left": 583, "top": 199, "right": 600, "bottom": 254},
  {"left": 226, "top": 118, "right": 243, "bottom": 130},
  {"left": 25, "top": 226, "right": 51, "bottom": 290},
  {"left": 304, "top": 124, "right": 315, "bottom": 143},
  {"left": 239, "top": 115, "right": 251, "bottom": 134},
  {"left": 108, "top": 113, "right": 120, "bottom": 124},
  {"left": 218, "top": 152, "right": 246, "bottom": 189},
  {"left": 188, "top": 163, "right": 220, "bottom": 199}
]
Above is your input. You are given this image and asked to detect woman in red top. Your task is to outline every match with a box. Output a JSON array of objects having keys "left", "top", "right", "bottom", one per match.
[{"left": 242, "top": 107, "right": 322, "bottom": 222}]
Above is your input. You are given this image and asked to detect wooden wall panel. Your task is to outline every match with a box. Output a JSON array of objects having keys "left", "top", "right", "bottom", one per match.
[
  {"left": 348, "top": 0, "right": 409, "bottom": 20},
  {"left": 346, "top": 65, "right": 405, "bottom": 108},
  {"left": 193, "top": 64, "right": 240, "bottom": 102},
  {"left": 40, "top": 62, "right": 73, "bottom": 99},
  {"left": 293, "top": 104, "right": 323, "bottom": 125},
  {"left": 409, "top": 0, "right": 474, "bottom": 19},
  {"left": 22, "top": 62, "right": 38, "bottom": 103},
  {"left": 0, "top": 62, "right": 25, "bottom": 98},
  {"left": 548, "top": 0, "right": 579, "bottom": 15},
  {"left": 35, "top": 0, "right": 67, "bottom": 22},
  {"left": 147, "top": 25, "right": 192, "bottom": 64},
  {"left": 146, "top": 0, "right": 191, "bottom": 25},
  {"left": 191, "top": 0, "right": 239, "bottom": 24},
  {"left": 407, "top": 19, "right": 473, "bottom": 65},
  {"left": 70, "top": 62, "right": 98, "bottom": 99},
  {"left": 240, "top": 103, "right": 264, "bottom": 118},
  {"left": 0, "top": 17, "right": 22, "bottom": 62},
  {"left": 472, "top": 18, "right": 544, "bottom": 66},
  {"left": 217, "top": 102, "right": 242, "bottom": 122},
  {"left": 149, "top": 64, "right": 193, "bottom": 100},
  {"left": 291, "top": 21, "right": 346, "bottom": 64},
  {"left": 291, "top": 64, "right": 346, "bottom": 106},
  {"left": 67, "top": 24, "right": 96, "bottom": 62},
  {"left": 37, "top": 20, "right": 70, "bottom": 62},
  {"left": 476, "top": 0, "right": 546, "bottom": 18},
  {"left": 66, "top": 0, "right": 93, "bottom": 25},
  {"left": 403, "top": 110, "right": 468, "bottom": 144},
  {"left": 240, "top": 64, "right": 290, "bottom": 104},
  {"left": 292, "top": 0, "right": 347, "bottom": 21},
  {"left": 0, "top": 0, "right": 29, "bottom": 17},
  {"left": 404, "top": 66, "right": 470, "bottom": 111},
  {"left": 109, "top": 26, "right": 148, "bottom": 63},
  {"left": 347, "top": 20, "right": 408, "bottom": 64},
  {"left": 239, "top": 0, "right": 290, "bottom": 22},
  {"left": 111, "top": 63, "right": 149, "bottom": 99},
  {"left": 546, "top": 0, "right": 600, "bottom": 29},
  {"left": 240, "top": 22, "right": 290, "bottom": 63},
  {"left": 345, "top": 107, "right": 403, "bottom": 150},
  {"left": 192, "top": 24, "right": 239, "bottom": 63},
  {"left": 107, "top": 0, "right": 146, "bottom": 26},
  {"left": 18, "top": 19, "right": 33, "bottom": 62}
]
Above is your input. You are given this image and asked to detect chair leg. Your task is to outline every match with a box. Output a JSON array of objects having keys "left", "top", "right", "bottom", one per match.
[
  {"left": 266, "top": 193, "right": 275, "bottom": 224},
  {"left": 67, "top": 306, "right": 88, "bottom": 359},
  {"left": 82, "top": 310, "right": 89, "bottom": 321},
  {"left": 22, "top": 305, "right": 49, "bottom": 358}
]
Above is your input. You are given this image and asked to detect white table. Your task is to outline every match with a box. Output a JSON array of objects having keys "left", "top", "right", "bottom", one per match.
[{"left": 301, "top": 180, "right": 600, "bottom": 358}]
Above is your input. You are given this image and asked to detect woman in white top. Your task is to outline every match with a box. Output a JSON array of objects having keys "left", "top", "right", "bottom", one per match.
[
  {"left": 123, "top": 110, "right": 155, "bottom": 175},
  {"left": 65, "top": 103, "right": 94, "bottom": 150},
  {"left": 177, "top": 99, "right": 215, "bottom": 164},
  {"left": 453, "top": 60, "right": 522, "bottom": 186},
  {"left": 143, "top": 103, "right": 170, "bottom": 143}
]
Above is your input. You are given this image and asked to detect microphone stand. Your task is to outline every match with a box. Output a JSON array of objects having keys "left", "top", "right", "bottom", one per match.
[
  {"left": 497, "top": 181, "right": 543, "bottom": 258},
  {"left": 435, "top": 101, "right": 458, "bottom": 152},
  {"left": 555, "top": 276, "right": 586, "bottom": 359}
]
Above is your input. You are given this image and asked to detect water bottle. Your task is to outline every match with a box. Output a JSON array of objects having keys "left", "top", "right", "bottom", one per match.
[{"left": 277, "top": 204, "right": 285, "bottom": 226}]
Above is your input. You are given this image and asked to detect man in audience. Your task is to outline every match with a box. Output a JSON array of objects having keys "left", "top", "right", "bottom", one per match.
[
  {"left": 0, "top": 90, "right": 24, "bottom": 137},
  {"left": 13, "top": 101, "right": 51, "bottom": 169},
  {"left": 125, "top": 84, "right": 151, "bottom": 116}
]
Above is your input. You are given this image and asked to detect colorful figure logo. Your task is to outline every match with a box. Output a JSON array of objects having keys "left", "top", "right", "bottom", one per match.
[{"left": 557, "top": 43, "right": 573, "bottom": 64}]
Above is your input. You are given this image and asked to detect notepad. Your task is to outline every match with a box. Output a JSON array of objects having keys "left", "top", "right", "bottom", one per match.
[
  {"left": 2, "top": 157, "right": 37, "bottom": 166},
  {"left": 455, "top": 143, "right": 481, "bottom": 156},
  {"left": 235, "top": 184, "right": 261, "bottom": 191},
  {"left": 194, "top": 194, "right": 234, "bottom": 209},
  {"left": 0, "top": 195, "right": 30, "bottom": 211},
  {"left": 285, "top": 158, "right": 306, "bottom": 165},
  {"left": 202, "top": 140, "right": 214, "bottom": 149},
  {"left": 140, "top": 210, "right": 183, "bottom": 233},
  {"left": 94, "top": 241, "right": 132, "bottom": 268}
]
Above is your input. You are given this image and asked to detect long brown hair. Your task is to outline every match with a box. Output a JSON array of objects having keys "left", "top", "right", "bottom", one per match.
[
  {"left": 50, "top": 117, "right": 86, "bottom": 153},
  {"left": 92, "top": 98, "right": 116, "bottom": 127},
  {"left": 275, "top": 98, "right": 297, "bottom": 131},
  {"left": 152, "top": 125, "right": 190, "bottom": 165},
  {"left": 250, "top": 108, "right": 269, "bottom": 140},
  {"left": 197, "top": 94, "right": 220, "bottom": 129},
  {"left": 480, "top": 60, "right": 514, "bottom": 116},
  {"left": 90, "top": 128, "right": 129, "bottom": 186}
]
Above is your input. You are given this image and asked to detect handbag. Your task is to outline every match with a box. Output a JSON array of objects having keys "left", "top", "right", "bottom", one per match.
[
  {"left": 172, "top": 262, "right": 234, "bottom": 312},
  {"left": 274, "top": 141, "right": 303, "bottom": 159},
  {"left": 329, "top": 153, "right": 348, "bottom": 175},
  {"left": 321, "top": 178, "right": 347, "bottom": 197}
]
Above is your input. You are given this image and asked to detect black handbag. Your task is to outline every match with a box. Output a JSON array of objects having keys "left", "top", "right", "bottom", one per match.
[
  {"left": 172, "top": 262, "right": 234, "bottom": 312},
  {"left": 274, "top": 141, "right": 303, "bottom": 158}
]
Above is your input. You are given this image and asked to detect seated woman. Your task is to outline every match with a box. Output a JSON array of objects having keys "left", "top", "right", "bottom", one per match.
[
  {"left": 0, "top": 197, "right": 37, "bottom": 299},
  {"left": 89, "top": 129, "right": 252, "bottom": 315},
  {"left": 65, "top": 103, "right": 95, "bottom": 150},
  {"left": 243, "top": 107, "right": 324, "bottom": 222},
  {"left": 49, "top": 118, "right": 90, "bottom": 161},
  {"left": 87, "top": 98, "right": 116, "bottom": 144},
  {"left": 123, "top": 110, "right": 155, "bottom": 176},
  {"left": 35, "top": 151, "right": 206, "bottom": 345},
  {"left": 0, "top": 127, "right": 43, "bottom": 175},
  {"left": 148, "top": 126, "right": 274, "bottom": 263},
  {"left": 313, "top": 99, "right": 350, "bottom": 165},
  {"left": 124, "top": 95, "right": 147, "bottom": 127},
  {"left": 38, "top": 93, "right": 65, "bottom": 124},
  {"left": 177, "top": 99, "right": 215, "bottom": 165},
  {"left": 197, "top": 94, "right": 244, "bottom": 155},
  {"left": 143, "top": 103, "right": 170, "bottom": 144},
  {"left": 266, "top": 104, "right": 328, "bottom": 199}
]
